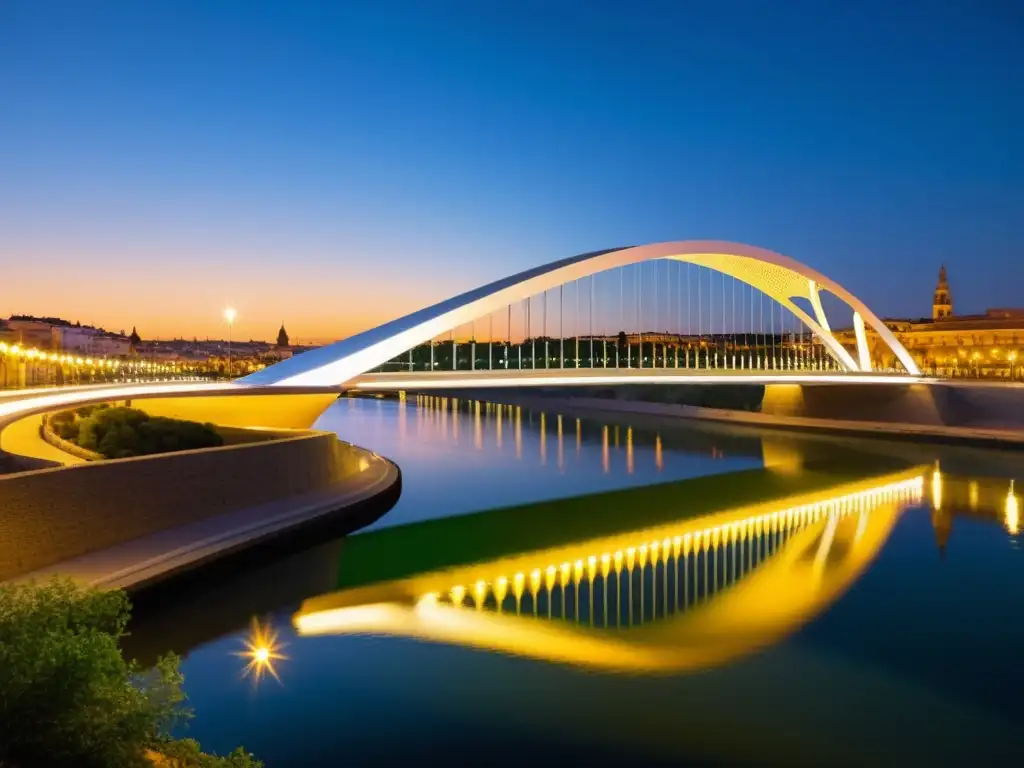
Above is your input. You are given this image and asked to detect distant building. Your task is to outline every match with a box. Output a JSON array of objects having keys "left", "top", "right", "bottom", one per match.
[
  {"left": 836, "top": 266, "right": 1024, "bottom": 377},
  {"left": 3, "top": 316, "right": 131, "bottom": 356},
  {"left": 3, "top": 318, "right": 62, "bottom": 350},
  {"left": 933, "top": 265, "right": 953, "bottom": 320},
  {"left": 268, "top": 322, "right": 293, "bottom": 360}
]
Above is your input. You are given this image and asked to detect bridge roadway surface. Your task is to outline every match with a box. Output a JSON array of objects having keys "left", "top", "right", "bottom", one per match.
[{"left": 349, "top": 368, "right": 923, "bottom": 389}]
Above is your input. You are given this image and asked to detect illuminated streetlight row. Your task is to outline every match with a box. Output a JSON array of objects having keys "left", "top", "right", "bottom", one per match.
[{"left": 0, "top": 341, "right": 184, "bottom": 377}]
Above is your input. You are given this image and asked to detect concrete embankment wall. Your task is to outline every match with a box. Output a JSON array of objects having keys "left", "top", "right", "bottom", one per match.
[
  {"left": 424, "top": 381, "right": 1024, "bottom": 446},
  {"left": 0, "top": 432, "right": 366, "bottom": 581},
  {"left": 760, "top": 383, "right": 1024, "bottom": 429}
]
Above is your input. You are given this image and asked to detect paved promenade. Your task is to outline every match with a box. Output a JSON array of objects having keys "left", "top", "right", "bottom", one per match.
[{"left": 13, "top": 455, "right": 399, "bottom": 592}]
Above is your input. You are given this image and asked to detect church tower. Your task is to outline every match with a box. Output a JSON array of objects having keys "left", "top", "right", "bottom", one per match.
[
  {"left": 276, "top": 322, "right": 290, "bottom": 348},
  {"left": 933, "top": 265, "right": 953, "bottom": 320},
  {"left": 128, "top": 326, "right": 141, "bottom": 354}
]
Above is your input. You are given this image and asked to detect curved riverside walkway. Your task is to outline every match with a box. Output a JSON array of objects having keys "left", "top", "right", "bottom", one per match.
[
  {"left": 0, "top": 381, "right": 401, "bottom": 592},
  {"left": 15, "top": 456, "right": 400, "bottom": 592}
]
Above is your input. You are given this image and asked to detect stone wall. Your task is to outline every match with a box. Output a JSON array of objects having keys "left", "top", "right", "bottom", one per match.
[{"left": 0, "top": 432, "right": 367, "bottom": 581}]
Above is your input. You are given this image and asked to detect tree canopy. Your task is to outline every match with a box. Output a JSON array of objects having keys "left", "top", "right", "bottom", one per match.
[{"left": 0, "top": 579, "right": 260, "bottom": 767}]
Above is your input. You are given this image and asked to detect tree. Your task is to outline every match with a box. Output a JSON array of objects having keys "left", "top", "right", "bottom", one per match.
[
  {"left": 0, "top": 579, "right": 260, "bottom": 767},
  {"left": 617, "top": 330, "right": 628, "bottom": 356}
]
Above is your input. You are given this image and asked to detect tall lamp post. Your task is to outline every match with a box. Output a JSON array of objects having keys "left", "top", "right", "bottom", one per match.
[{"left": 224, "top": 307, "right": 237, "bottom": 379}]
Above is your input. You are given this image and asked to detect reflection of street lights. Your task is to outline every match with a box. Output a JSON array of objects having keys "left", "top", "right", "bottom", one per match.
[{"left": 224, "top": 307, "right": 237, "bottom": 379}]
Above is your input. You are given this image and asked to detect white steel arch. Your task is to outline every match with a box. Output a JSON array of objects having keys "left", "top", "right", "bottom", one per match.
[{"left": 242, "top": 241, "right": 920, "bottom": 386}]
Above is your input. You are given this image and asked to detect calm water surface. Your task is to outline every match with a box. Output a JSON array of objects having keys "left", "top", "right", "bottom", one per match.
[{"left": 129, "top": 396, "right": 1024, "bottom": 766}]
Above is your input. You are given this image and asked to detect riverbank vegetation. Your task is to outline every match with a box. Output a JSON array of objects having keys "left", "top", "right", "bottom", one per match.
[
  {"left": 0, "top": 579, "right": 260, "bottom": 767},
  {"left": 50, "top": 405, "right": 223, "bottom": 460}
]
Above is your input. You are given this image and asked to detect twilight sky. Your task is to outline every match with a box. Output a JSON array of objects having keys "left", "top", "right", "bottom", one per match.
[{"left": 2, "top": 0, "right": 1022, "bottom": 343}]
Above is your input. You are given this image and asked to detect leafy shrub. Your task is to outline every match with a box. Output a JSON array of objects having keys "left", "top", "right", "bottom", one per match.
[
  {"left": 0, "top": 579, "right": 260, "bottom": 768},
  {"left": 68, "top": 407, "right": 223, "bottom": 459},
  {"left": 50, "top": 410, "right": 76, "bottom": 426},
  {"left": 154, "top": 739, "right": 262, "bottom": 768},
  {"left": 136, "top": 417, "right": 224, "bottom": 456},
  {"left": 50, "top": 412, "right": 82, "bottom": 442},
  {"left": 74, "top": 403, "right": 109, "bottom": 419}
]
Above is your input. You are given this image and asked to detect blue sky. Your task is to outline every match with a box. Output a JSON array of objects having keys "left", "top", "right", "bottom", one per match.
[{"left": 1, "top": 0, "right": 1021, "bottom": 341}]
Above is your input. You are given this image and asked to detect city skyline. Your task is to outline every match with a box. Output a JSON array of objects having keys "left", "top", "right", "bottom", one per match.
[{"left": 3, "top": 1, "right": 1022, "bottom": 342}]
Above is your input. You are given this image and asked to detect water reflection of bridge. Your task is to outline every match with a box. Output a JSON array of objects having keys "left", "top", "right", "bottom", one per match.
[{"left": 295, "top": 468, "right": 925, "bottom": 673}]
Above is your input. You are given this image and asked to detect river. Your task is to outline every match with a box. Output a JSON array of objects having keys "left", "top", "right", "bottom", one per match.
[{"left": 126, "top": 395, "right": 1024, "bottom": 766}]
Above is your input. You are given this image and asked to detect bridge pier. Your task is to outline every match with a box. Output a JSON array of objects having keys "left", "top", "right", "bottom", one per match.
[{"left": 761, "top": 382, "right": 1024, "bottom": 430}]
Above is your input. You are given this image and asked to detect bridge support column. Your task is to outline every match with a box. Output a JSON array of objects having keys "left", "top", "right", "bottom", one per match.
[{"left": 853, "top": 312, "right": 872, "bottom": 372}]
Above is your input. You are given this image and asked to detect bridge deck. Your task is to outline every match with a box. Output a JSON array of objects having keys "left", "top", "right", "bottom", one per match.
[{"left": 351, "top": 368, "right": 920, "bottom": 389}]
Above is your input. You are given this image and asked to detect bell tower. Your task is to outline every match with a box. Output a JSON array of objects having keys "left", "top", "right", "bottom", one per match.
[{"left": 933, "top": 265, "right": 952, "bottom": 320}]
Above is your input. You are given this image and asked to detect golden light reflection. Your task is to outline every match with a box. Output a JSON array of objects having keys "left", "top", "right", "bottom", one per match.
[
  {"left": 295, "top": 471, "right": 925, "bottom": 674},
  {"left": 515, "top": 407, "right": 522, "bottom": 459},
  {"left": 1006, "top": 481, "right": 1019, "bottom": 536},
  {"left": 557, "top": 414, "right": 564, "bottom": 471},
  {"left": 235, "top": 617, "right": 288, "bottom": 685},
  {"left": 539, "top": 412, "right": 547, "bottom": 465},
  {"left": 932, "top": 465, "right": 942, "bottom": 511}
]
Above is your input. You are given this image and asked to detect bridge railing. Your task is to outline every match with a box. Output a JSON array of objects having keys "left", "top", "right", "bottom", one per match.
[{"left": 371, "top": 335, "right": 846, "bottom": 374}]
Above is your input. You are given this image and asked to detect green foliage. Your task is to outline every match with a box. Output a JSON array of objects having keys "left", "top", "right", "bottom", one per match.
[
  {"left": 77, "top": 406, "right": 149, "bottom": 456},
  {"left": 0, "top": 579, "right": 260, "bottom": 768},
  {"left": 154, "top": 739, "right": 262, "bottom": 768},
  {"left": 66, "top": 407, "right": 223, "bottom": 459},
  {"left": 50, "top": 410, "right": 76, "bottom": 426},
  {"left": 136, "top": 417, "right": 224, "bottom": 456},
  {"left": 0, "top": 579, "right": 183, "bottom": 768},
  {"left": 51, "top": 412, "right": 81, "bottom": 441},
  {"left": 74, "top": 403, "right": 109, "bottom": 419}
]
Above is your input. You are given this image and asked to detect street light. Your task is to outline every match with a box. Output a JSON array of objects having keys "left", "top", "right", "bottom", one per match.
[{"left": 224, "top": 307, "right": 237, "bottom": 379}]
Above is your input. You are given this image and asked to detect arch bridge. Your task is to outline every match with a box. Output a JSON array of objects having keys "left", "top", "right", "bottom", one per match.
[{"left": 242, "top": 241, "right": 920, "bottom": 389}]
